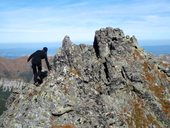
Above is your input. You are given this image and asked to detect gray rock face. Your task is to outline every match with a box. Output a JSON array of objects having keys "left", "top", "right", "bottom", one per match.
[{"left": 0, "top": 27, "right": 170, "bottom": 128}]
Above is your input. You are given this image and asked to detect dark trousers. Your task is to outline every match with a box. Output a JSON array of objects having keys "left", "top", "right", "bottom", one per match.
[{"left": 32, "top": 64, "right": 42, "bottom": 84}]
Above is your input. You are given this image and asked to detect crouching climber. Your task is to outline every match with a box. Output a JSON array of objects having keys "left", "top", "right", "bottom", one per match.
[{"left": 27, "top": 47, "right": 51, "bottom": 85}]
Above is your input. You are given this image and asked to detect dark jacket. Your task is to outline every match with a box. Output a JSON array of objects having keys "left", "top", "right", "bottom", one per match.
[{"left": 27, "top": 50, "right": 50, "bottom": 70}]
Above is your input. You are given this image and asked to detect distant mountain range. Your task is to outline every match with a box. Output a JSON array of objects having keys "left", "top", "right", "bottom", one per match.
[
  {"left": 0, "top": 56, "right": 32, "bottom": 82},
  {"left": 0, "top": 56, "right": 53, "bottom": 82}
]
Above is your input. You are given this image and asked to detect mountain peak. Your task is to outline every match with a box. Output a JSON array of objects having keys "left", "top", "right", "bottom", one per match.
[
  {"left": 0, "top": 27, "right": 170, "bottom": 128},
  {"left": 93, "top": 27, "right": 139, "bottom": 59},
  {"left": 62, "top": 35, "right": 73, "bottom": 49}
]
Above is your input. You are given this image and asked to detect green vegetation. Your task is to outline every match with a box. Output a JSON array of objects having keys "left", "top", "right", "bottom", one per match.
[
  {"left": 0, "top": 70, "right": 32, "bottom": 116},
  {"left": 0, "top": 87, "right": 11, "bottom": 115},
  {"left": 18, "top": 71, "right": 32, "bottom": 82}
]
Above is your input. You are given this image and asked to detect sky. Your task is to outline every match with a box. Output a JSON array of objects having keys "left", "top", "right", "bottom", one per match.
[{"left": 0, "top": 0, "right": 170, "bottom": 45}]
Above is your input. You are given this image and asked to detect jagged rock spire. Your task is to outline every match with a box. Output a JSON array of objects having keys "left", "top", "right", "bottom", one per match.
[
  {"left": 62, "top": 35, "right": 72, "bottom": 49},
  {"left": 93, "top": 27, "right": 139, "bottom": 58}
]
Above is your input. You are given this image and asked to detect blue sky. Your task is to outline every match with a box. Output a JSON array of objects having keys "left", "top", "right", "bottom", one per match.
[{"left": 0, "top": 0, "right": 170, "bottom": 45}]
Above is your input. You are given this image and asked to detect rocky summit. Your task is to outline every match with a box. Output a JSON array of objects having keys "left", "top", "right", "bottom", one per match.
[{"left": 0, "top": 27, "right": 170, "bottom": 128}]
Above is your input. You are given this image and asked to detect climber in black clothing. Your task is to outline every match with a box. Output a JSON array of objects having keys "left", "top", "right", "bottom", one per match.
[{"left": 27, "top": 47, "right": 51, "bottom": 85}]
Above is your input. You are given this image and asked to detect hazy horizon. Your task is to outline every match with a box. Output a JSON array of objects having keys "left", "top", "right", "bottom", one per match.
[
  {"left": 0, "top": 40, "right": 170, "bottom": 58},
  {"left": 0, "top": 39, "right": 170, "bottom": 46}
]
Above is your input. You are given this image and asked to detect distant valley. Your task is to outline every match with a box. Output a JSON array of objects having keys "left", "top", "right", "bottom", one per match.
[
  {"left": 0, "top": 56, "right": 53, "bottom": 82},
  {"left": 0, "top": 56, "right": 32, "bottom": 82}
]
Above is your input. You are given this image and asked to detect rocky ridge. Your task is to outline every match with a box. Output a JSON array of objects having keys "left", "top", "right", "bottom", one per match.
[{"left": 0, "top": 27, "right": 170, "bottom": 128}]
